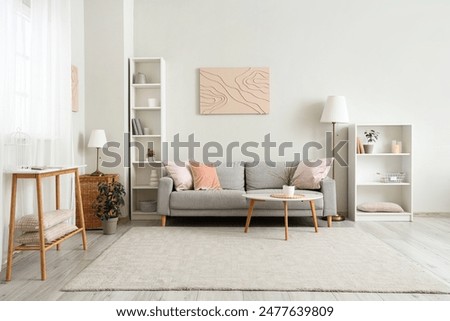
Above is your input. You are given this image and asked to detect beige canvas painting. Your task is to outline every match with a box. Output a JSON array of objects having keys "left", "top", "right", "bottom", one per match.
[{"left": 200, "top": 67, "right": 270, "bottom": 114}]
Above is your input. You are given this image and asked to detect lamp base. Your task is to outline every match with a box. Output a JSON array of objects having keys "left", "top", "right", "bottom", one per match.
[
  {"left": 90, "top": 170, "right": 104, "bottom": 176},
  {"left": 322, "top": 214, "right": 346, "bottom": 222}
]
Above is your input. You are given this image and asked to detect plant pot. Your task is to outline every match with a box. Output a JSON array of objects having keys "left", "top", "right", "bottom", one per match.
[
  {"left": 102, "top": 217, "right": 118, "bottom": 235},
  {"left": 282, "top": 185, "right": 295, "bottom": 196},
  {"left": 363, "top": 144, "right": 374, "bottom": 154}
]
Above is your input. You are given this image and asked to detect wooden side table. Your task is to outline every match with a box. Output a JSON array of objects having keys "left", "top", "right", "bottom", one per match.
[
  {"left": 6, "top": 166, "right": 87, "bottom": 281},
  {"left": 77, "top": 174, "right": 119, "bottom": 229}
]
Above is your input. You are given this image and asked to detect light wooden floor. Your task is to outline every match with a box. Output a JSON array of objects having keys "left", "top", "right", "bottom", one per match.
[{"left": 1, "top": 214, "right": 449, "bottom": 301}]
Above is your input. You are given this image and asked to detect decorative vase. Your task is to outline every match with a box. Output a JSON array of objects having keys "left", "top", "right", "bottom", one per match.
[
  {"left": 149, "top": 169, "right": 159, "bottom": 187},
  {"left": 102, "top": 217, "right": 118, "bottom": 235},
  {"left": 135, "top": 72, "right": 147, "bottom": 84},
  {"left": 282, "top": 185, "right": 295, "bottom": 196},
  {"left": 363, "top": 144, "right": 374, "bottom": 154}
]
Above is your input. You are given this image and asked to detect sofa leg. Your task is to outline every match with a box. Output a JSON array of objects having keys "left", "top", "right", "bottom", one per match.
[
  {"left": 161, "top": 215, "right": 167, "bottom": 227},
  {"left": 327, "top": 216, "right": 332, "bottom": 228}
]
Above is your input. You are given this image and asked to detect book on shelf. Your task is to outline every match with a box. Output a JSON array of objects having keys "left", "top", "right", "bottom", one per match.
[
  {"left": 357, "top": 137, "right": 365, "bottom": 154},
  {"left": 132, "top": 118, "right": 144, "bottom": 135},
  {"left": 132, "top": 119, "right": 138, "bottom": 135},
  {"left": 136, "top": 118, "right": 144, "bottom": 135}
]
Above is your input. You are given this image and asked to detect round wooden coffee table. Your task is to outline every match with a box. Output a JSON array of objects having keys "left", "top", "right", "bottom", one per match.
[{"left": 242, "top": 193, "right": 323, "bottom": 240}]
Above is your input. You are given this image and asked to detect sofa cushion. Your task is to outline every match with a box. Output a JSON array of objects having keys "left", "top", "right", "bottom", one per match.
[
  {"left": 246, "top": 189, "right": 323, "bottom": 210},
  {"left": 292, "top": 159, "right": 332, "bottom": 190},
  {"left": 216, "top": 162, "right": 245, "bottom": 190},
  {"left": 357, "top": 202, "right": 404, "bottom": 212},
  {"left": 16, "top": 222, "right": 78, "bottom": 245},
  {"left": 164, "top": 161, "right": 193, "bottom": 191},
  {"left": 170, "top": 190, "right": 247, "bottom": 210},
  {"left": 245, "top": 161, "right": 297, "bottom": 190},
  {"left": 15, "top": 209, "right": 73, "bottom": 232},
  {"left": 189, "top": 162, "right": 222, "bottom": 190}
]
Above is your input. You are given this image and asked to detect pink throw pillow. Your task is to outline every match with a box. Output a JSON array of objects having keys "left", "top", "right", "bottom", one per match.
[
  {"left": 189, "top": 162, "right": 222, "bottom": 190},
  {"left": 165, "top": 161, "right": 193, "bottom": 191},
  {"left": 292, "top": 158, "right": 332, "bottom": 190}
]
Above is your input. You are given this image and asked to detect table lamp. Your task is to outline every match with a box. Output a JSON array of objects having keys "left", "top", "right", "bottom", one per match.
[
  {"left": 320, "top": 96, "right": 349, "bottom": 221},
  {"left": 88, "top": 129, "right": 107, "bottom": 176}
]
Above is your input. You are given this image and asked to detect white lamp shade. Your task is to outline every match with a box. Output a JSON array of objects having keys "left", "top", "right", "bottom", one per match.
[
  {"left": 320, "top": 96, "right": 349, "bottom": 123},
  {"left": 88, "top": 129, "right": 107, "bottom": 148}
]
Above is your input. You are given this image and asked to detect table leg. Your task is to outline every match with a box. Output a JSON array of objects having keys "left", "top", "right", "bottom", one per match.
[
  {"left": 283, "top": 201, "right": 289, "bottom": 241},
  {"left": 310, "top": 200, "right": 319, "bottom": 233},
  {"left": 36, "top": 175, "right": 47, "bottom": 280},
  {"left": 75, "top": 169, "right": 88, "bottom": 250},
  {"left": 56, "top": 175, "right": 61, "bottom": 250},
  {"left": 6, "top": 174, "right": 18, "bottom": 281},
  {"left": 244, "top": 199, "right": 255, "bottom": 233}
]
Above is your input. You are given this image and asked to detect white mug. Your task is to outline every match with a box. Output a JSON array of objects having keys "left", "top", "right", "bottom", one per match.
[{"left": 148, "top": 98, "right": 158, "bottom": 107}]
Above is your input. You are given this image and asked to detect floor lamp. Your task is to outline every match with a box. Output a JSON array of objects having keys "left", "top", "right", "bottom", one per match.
[{"left": 320, "top": 96, "right": 349, "bottom": 221}]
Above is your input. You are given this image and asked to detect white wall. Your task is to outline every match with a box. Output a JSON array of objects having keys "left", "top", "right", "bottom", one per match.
[
  {"left": 84, "top": 0, "right": 132, "bottom": 214},
  {"left": 132, "top": 0, "right": 450, "bottom": 213},
  {"left": 71, "top": 0, "right": 86, "bottom": 171}
]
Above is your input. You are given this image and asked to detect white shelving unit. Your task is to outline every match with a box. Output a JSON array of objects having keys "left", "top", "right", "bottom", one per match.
[
  {"left": 128, "top": 57, "right": 166, "bottom": 220},
  {"left": 348, "top": 124, "right": 413, "bottom": 222}
]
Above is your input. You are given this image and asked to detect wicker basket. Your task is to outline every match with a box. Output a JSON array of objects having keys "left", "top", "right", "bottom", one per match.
[
  {"left": 77, "top": 174, "right": 119, "bottom": 230},
  {"left": 377, "top": 172, "right": 406, "bottom": 183}
]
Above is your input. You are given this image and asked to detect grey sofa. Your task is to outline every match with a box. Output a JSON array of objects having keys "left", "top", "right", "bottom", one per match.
[{"left": 157, "top": 161, "right": 337, "bottom": 227}]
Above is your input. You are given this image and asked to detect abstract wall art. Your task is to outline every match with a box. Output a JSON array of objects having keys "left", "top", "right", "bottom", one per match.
[{"left": 199, "top": 67, "right": 270, "bottom": 115}]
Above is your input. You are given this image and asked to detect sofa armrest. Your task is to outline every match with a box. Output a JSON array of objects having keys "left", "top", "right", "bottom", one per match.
[
  {"left": 157, "top": 176, "right": 173, "bottom": 216},
  {"left": 319, "top": 177, "right": 337, "bottom": 217}
]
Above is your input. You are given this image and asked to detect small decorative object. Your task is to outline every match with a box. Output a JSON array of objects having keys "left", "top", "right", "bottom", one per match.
[
  {"left": 148, "top": 98, "right": 158, "bottom": 107},
  {"left": 143, "top": 128, "right": 151, "bottom": 135},
  {"left": 391, "top": 140, "right": 402, "bottom": 154},
  {"left": 147, "top": 149, "right": 155, "bottom": 162},
  {"left": 282, "top": 185, "right": 295, "bottom": 196},
  {"left": 135, "top": 72, "right": 147, "bottom": 84},
  {"left": 149, "top": 169, "right": 159, "bottom": 187},
  {"left": 363, "top": 129, "right": 380, "bottom": 154},
  {"left": 377, "top": 172, "right": 406, "bottom": 183},
  {"left": 4, "top": 128, "right": 32, "bottom": 170},
  {"left": 92, "top": 181, "right": 126, "bottom": 235}
]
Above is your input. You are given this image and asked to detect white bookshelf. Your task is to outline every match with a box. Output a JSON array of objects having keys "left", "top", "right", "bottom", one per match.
[
  {"left": 129, "top": 57, "right": 166, "bottom": 220},
  {"left": 348, "top": 124, "right": 413, "bottom": 222}
]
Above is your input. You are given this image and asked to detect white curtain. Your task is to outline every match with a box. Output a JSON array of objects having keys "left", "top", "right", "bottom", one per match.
[{"left": 0, "top": 0, "right": 72, "bottom": 268}]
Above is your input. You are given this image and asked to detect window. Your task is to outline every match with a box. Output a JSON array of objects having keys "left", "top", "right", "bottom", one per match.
[{"left": 14, "top": 0, "right": 31, "bottom": 131}]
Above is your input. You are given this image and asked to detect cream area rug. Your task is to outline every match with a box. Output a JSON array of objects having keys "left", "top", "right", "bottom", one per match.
[{"left": 63, "top": 227, "right": 450, "bottom": 293}]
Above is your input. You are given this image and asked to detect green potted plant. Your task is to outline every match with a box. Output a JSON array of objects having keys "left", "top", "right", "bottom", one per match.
[
  {"left": 92, "top": 181, "right": 126, "bottom": 235},
  {"left": 363, "top": 130, "right": 380, "bottom": 154}
]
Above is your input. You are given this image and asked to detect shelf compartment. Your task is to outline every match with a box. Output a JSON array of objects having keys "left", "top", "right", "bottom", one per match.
[
  {"left": 355, "top": 211, "right": 413, "bottom": 222},
  {"left": 131, "top": 135, "right": 161, "bottom": 138},
  {"left": 132, "top": 161, "right": 162, "bottom": 165},
  {"left": 132, "top": 185, "right": 159, "bottom": 190},
  {"left": 357, "top": 153, "right": 410, "bottom": 156},
  {"left": 131, "top": 210, "right": 158, "bottom": 215},
  {"left": 132, "top": 107, "right": 161, "bottom": 110},
  {"left": 357, "top": 182, "right": 410, "bottom": 186},
  {"left": 132, "top": 83, "right": 161, "bottom": 89},
  {"left": 131, "top": 212, "right": 160, "bottom": 221}
]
